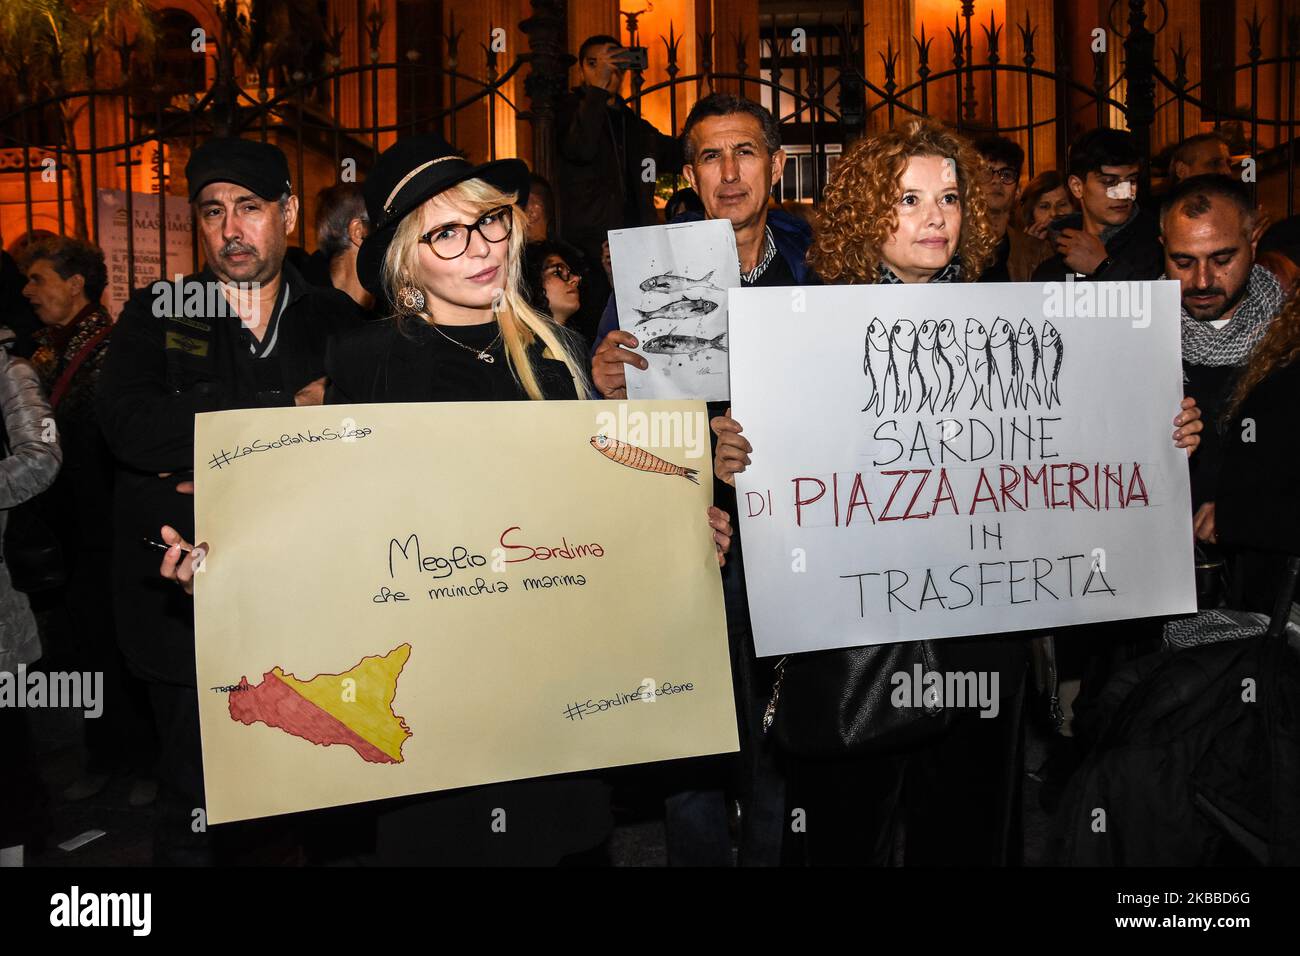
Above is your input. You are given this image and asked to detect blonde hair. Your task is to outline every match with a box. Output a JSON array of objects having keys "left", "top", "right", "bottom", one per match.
[
  {"left": 381, "top": 178, "right": 591, "bottom": 400},
  {"left": 809, "top": 118, "right": 997, "bottom": 283}
]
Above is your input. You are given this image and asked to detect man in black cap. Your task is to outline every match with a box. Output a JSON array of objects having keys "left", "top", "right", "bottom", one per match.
[{"left": 95, "top": 137, "right": 362, "bottom": 864}]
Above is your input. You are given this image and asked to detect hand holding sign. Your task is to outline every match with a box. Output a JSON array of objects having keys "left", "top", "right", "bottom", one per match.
[
  {"left": 593, "top": 330, "right": 647, "bottom": 400},
  {"left": 728, "top": 281, "right": 1198, "bottom": 656},
  {"left": 711, "top": 408, "right": 751, "bottom": 487}
]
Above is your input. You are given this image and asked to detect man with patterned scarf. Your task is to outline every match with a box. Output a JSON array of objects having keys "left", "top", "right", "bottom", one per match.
[{"left": 1160, "top": 174, "right": 1289, "bottom": 546}]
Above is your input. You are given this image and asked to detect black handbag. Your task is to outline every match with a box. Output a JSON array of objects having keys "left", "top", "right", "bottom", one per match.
[{"left": 767, "top": 639, "right": 956, "bottom": 758}]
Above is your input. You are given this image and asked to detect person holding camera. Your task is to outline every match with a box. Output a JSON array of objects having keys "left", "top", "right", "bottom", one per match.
[{"left": 555, "top": 35, "right": 682, "bottom": 303}]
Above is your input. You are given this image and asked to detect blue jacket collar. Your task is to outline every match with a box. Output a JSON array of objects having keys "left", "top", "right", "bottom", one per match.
[{"left": 670, "top": 207, "right": 814, "bottom": 284}]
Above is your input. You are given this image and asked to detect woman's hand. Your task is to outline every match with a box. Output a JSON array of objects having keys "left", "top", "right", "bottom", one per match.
[
  {"left": 1174, "top": 396, "right": 1203, "bottom": 456},
  {"left": 159, "top": 524, "right": 207, "bottom": 597},
  {"left": 1024, "top": 218, "right": 1051, "bottom": 240},
  {"left": 591, "top": 330, "right": 646, "bottom": 399},
  {"left": 708, "top": 506, "right": 733, "bottom": 567},
  {"left": 1193, "top": 501, "right": 1217, "bottom": 544},
  {"left": 711, "top": 408, "right": 751, "bottom": 487}
]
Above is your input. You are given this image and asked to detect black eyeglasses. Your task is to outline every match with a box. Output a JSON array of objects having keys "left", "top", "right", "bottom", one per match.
[
  {"left": 544, "top": 263, "right": 581, "bottom": 284},
  {"left": 418, "top": 205, "right": 514, "bottom": 260},
  {"left": 983, "top": 166, "right": 1018, "bottom": 185}
]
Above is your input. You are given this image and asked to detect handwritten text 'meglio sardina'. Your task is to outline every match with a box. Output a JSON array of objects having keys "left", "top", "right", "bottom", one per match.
[{"left": 375, "top": 528, "right": 606, "bottom": 603}]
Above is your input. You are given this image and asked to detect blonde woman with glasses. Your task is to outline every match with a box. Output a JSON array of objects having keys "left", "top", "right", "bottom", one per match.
[{"left": 161, "top": 133, "right": 733, "bottom": 865}]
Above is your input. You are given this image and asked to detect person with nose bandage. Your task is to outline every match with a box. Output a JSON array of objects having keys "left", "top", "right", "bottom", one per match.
[{"left": 1033, "top": 129, "right": 1165, "bottom": 283}]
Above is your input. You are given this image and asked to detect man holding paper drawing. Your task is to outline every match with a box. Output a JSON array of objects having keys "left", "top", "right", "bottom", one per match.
[
  {"left": 590, "top": 94, "right": 815, "bottom": 865},
  {"left": 590, "top": 93, "right": 815, "bottom": 400}
]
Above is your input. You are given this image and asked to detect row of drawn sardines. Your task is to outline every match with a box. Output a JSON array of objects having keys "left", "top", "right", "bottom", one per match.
[{"left": 863, "top": 317, "right": 1065, "bottom": 416}]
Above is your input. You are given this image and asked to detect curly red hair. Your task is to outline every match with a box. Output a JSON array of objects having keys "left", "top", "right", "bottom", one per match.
[{"left": 809, "top": 118, "right": 998, "bottom": 283}]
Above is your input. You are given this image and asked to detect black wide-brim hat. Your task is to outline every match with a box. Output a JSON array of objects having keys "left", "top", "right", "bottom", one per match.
[{"left": 356, "top": 133, "right": 530, "bottom": 294}]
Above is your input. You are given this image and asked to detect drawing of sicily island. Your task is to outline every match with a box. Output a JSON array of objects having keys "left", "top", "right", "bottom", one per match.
[{"left": 227, "top": 644, "right": 412, "bottom": 764}]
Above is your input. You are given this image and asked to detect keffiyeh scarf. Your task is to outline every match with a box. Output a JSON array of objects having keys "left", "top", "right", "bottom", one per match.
[{"left": 1180, "top": 264, "right": 1286, "bottom": 366}]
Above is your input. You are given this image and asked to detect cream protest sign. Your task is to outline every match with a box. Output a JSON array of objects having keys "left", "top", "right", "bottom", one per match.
[
  {"left": 729, "top": 280, "right": 1197, "bottom": 657},
  {"left": 193, "top": 400, "right": 737, "bottom": 824}
]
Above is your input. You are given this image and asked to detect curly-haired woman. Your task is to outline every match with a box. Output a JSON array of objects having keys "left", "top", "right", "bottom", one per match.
[
  {"left": 711, "top": 118, "right": 1203, "bottom": 866},
  {"left": 804, "top": 119, "right": 997, "bottom": 285}
]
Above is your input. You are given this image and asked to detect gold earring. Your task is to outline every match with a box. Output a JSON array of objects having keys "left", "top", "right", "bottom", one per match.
[{"left": 396, "top": 283, "right": 426, "bottom": 314}]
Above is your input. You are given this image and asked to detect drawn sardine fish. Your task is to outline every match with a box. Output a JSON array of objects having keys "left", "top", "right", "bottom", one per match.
[
  {"left": 590, "top": 434, "right": 700, "bottom": 484},
  {"left": 1040, "top": 321, "right": 1063, "bottom": 407},
  {"left": 633, "top": 296, "right": 719, "bottom": 325},
  {"left": 641, "top": 331, "right": 728, "bottom": 356},
  {"left": 1016, "top": 318, "right": 1042, "bottom": 406},
  {"left": 639, "top": 269, "right": 722, "bottom": 293},
  {"left": 963, "top": 319, "right": 993, "bottom": 412},
  {"left": 889, "top": 320, "right": 919, "bottom": 413},
  {"left": 988, "top": 318, "right": 1020, "bottom": 411},
  {"left": 915, "top": 320, "right": 943, "bottom": 415},
  {"left": 935, "top": 318, "right": 964, "bottom": 412},
  {"left": 862, "top": 317, "right": 1063, "bottom": 414},
  {"left": 862, "top": 319, "right": 892, "bottom": 415}
]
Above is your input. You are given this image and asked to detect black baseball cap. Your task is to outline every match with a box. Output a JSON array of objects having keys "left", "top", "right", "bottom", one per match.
[{"left": 186, "top": 138, "right": 293, "bottom": 203}]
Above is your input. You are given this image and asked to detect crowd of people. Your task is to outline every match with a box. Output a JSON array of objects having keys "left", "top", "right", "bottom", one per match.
[{"left": 1, "top": 32, "right": 1298, "bottom": 867}]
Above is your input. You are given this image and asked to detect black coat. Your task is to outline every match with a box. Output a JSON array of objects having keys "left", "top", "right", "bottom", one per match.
[
  {"left": 0, "top": 251, "right": 40, "bottom": 358},
  {"left": 96, "top": 261, "right": 362, "bottom": 684},
  {"left": 1217, "top": 359, "right": 1300, "bottom": 612},
  {"left": 325, "top": 317, "right": 579, "bottom": 405},
  {"left": 1032, "top": 209, "right": 1164, "bottom": 283},
  {"left": 554, "top": 85, "right": 682, "bottom": 257},
  {"left": 1183, "top": 362, "right": 1238, "bottom": 511},
  {"left": 323, "top": 315, "right": 610, "bottom": 866}
]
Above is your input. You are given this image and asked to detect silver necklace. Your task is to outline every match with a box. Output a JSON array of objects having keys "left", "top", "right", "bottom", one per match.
[{"left": 429, "top": 320, "right": 501, "bottom": 364}]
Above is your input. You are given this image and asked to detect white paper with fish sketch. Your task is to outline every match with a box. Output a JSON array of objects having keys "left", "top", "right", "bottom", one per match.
[
  {"left": 609, "top": 219, "right": 741, "bottom": 401},
  {"left": 729, "top": 281, "right": 1198, "bottom": 657}
]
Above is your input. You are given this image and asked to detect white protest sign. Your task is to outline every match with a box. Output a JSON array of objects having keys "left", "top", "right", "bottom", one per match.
[
  {"left": 97, "top": 188, "right": 195, "bottom": 318},
  {"left": 608, "top": 219, "right": 741, "bottom": 401},
  {"left": 730, "top": 280, "right": 1197, "bottom": 657}
]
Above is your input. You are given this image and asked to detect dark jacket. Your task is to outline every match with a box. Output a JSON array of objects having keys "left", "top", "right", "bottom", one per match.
[
  {"left": 1183, "top": 362, "right": 1236, "bottom": 511},
  {"left": 591, "top": 207, "right": 817, "bottom": 354},
  {"left": 555, "top": 85, "right": 682, "bottom": 254},
  {"left": 0, "top": 250, "right": 40, "bottom": 359},
  {"left": 323, "top": 314, "right": 607, "bottom": 866},
  {"left": 978, "top": 226, "right": 1054, "bottom": 283},
  {"left": 1217, "top": 360, "right": 1300, "bottom": 612},
  {"left": 326, "top": 317, "right": 581, "bottom": 404},
  {"left": 30, "top": 303, "right": 115, "bottom": 555},
  {"left": 1031, "top": 208, "right": 1164, "bottom": 283},
  {"left": 96, "top": 261, "right": 362, "bottom": 684}
]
